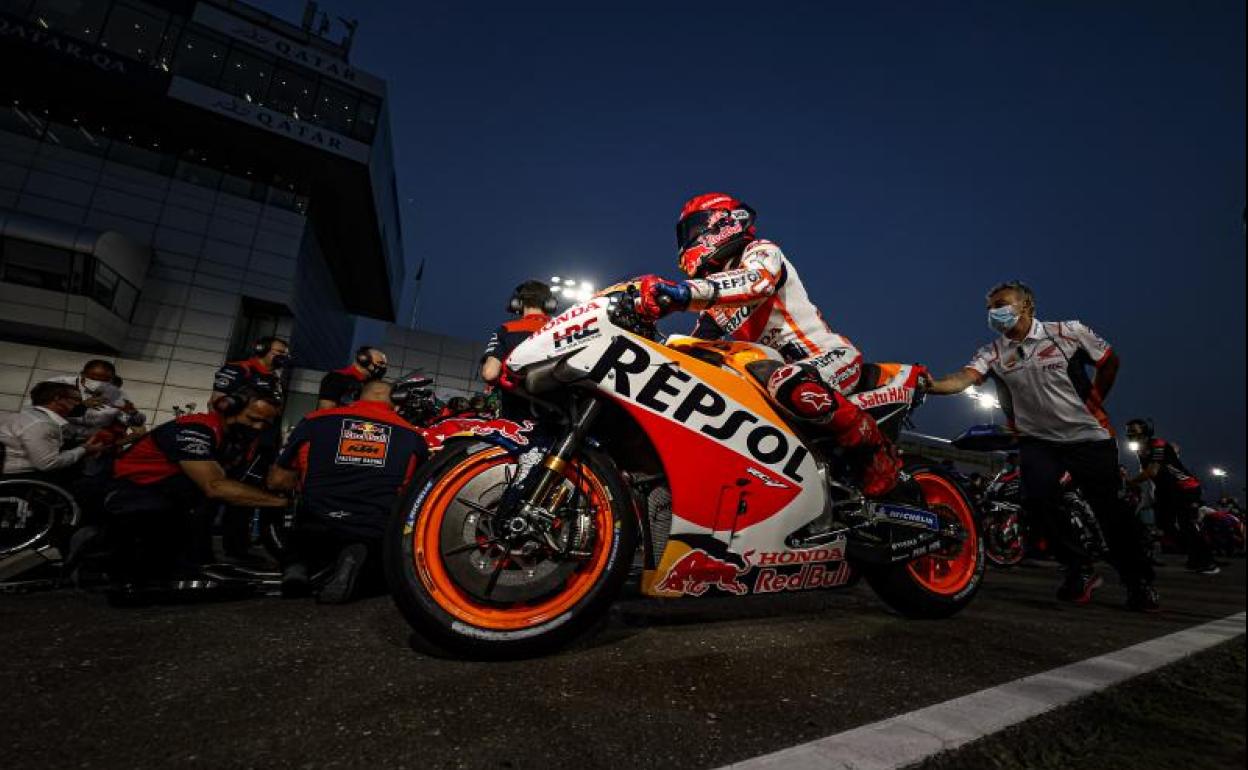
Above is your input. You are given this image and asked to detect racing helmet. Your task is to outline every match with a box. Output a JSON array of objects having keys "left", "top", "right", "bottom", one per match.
[{"left": 676, "top": 192, "right": 757, "bottom": 278}]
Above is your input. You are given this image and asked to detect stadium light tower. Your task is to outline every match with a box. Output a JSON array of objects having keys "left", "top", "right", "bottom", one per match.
[
  {"left": 965, "top": 385, "right": 1000, "bottom": 425},
  {"left": 549, "top": 275, "right": 596, "bottom": 305},
  {"left": 1210, "top": 467, "right": 1228, "bottom": 497}
]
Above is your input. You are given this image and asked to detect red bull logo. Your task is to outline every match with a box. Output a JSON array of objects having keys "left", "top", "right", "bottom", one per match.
[
  {"left": 654, "top": 549, "right": 750, "bottom": 596},
  {"left": 424, "top": 418, "right": 533, "bottom": 452}
]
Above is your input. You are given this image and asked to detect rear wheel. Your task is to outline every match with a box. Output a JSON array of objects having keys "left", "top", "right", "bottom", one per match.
[
  {"left": 385, "top": 440, "right": 635, "bottom": 658},
  {"left": 866, "top": 468, "right": 985, "bottom": 618}
]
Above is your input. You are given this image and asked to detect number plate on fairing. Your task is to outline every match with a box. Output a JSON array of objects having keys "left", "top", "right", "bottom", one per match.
[{"left": 875, "top": 504, "right": 941, "bottom": 532}]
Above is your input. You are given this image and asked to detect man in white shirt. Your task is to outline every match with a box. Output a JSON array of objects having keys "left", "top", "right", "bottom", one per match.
[
  {"left": 48, "top": 359, "right": 145, "bottom": 445},
  {"left": 923, "top": 281, "right": 1158, "bottom": 612},
  {"left": 0, "top": 381, "right": 106, "bottom": 480}
]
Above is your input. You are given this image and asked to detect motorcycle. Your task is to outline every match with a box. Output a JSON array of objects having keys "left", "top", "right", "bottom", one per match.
[
  {"left": 952, "top": 425, "right": 1107, "bottom": 567},
  {"left": 386, "top": 283, "right": 984, "bottom": 658}
]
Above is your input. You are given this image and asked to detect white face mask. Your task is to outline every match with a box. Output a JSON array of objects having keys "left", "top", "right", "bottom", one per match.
[{"left": 82, "top": 378, "right": 112, "bottom": 395}]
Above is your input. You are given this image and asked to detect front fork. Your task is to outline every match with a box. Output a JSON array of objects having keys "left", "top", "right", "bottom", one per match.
[{"left": 502, "top": 398, "right": 603, "bottom": 556}]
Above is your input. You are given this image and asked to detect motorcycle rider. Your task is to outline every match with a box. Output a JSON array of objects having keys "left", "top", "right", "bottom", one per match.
[
  {"left": 634, "top": 192, "right": 901, "bottom": 497},
  {"left": 922, "top": 281, "right": 1159, "bottom": 611},
  {"left": 1125, "top": 419, "right": 1218, "bottom": 575}
]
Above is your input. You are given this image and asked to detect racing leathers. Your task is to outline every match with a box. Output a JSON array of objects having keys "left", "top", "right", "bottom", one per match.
[{"left": 643, "top": 239, "right": 901, "bottom": 497}]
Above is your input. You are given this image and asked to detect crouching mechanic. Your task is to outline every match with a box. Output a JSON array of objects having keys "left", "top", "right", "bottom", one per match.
[
  {"left": 635, "top": 192, "right": 901, "bottom": 497},
  {"left": 267, "top": 380, "right": 428, "bottom": 603},
  {"left": 104, "top": 388, "right": 288, "bottom": 585}
]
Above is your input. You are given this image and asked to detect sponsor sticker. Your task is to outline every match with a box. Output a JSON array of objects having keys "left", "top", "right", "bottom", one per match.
[
  {"left": 878, "top": 504, "right": 941, "bottom": 531},
  {"left": 335, "top": 420, "right": 391, "bottom": 467}
]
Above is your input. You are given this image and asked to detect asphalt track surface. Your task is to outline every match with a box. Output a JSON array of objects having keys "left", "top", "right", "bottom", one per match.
[{"left": 1, "top": 559, "right": 1243, "bottom": 769}]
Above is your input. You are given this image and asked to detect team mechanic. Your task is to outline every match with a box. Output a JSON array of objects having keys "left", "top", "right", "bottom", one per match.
[
  {"left": 317, "top": 346, "right": 389, "bottom": 409},
  {"left": 103, "top": 387, "right": 288, "bottom": 586},
  {"left": 1125, "top": 418, "right": 1219, "bottom": 575},
  {"left": 923, "top": 281, "right": 1159, "bottom": 611},
  {"left": 481, "top": 280, "right": 555, "bottom": 419},
  {"left": 267, "top": 380, "right": 428, "bottom": 603},
  {"left": 634, "top": 192, "right": 901, "bottom": 497},
  {"left": 209, "top": 336, "right": 290, "bottom": 563}
]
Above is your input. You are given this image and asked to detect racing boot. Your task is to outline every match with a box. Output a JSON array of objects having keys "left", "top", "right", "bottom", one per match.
[
  {"left": 1056, "top": 564, "right": 1103, "bottom": 604},
  {"left": 768, "top": 363, "right": 902, "bottom": 498},
  {"left": 826, "top": 395, "right": 902, "bottom": 498}
]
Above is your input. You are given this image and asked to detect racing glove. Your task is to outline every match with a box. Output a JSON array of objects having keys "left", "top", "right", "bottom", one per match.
[{"left": 636, "top": 275, "right": 691, "bottom": 321}]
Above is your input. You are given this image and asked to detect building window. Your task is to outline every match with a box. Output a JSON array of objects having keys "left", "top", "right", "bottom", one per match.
[
  {"left": 353, "top": 97, "right": 379, "bottom": 142},
  {"left": 29, "top": 0, "right": 109, "bottom": 44},
  {"left": 267, "top": 65, "right": 318, "bottom": 120},
  {"left": 219, "top": 49, "right": 274, "bottom": 105},
  {"left": 313, "top": 82, "right": 358, "bottom": 136},
  {"left": 0, "top": 239, "right": 74, "bottom": 292},
  {"left": 0, "top": 237, "right": 141, "bottom": 321},
  {"left": 172, "top": 27, "right": 230, "bottom": 83},
  {"left": 98, "top": 1, "right": 171, "bottom": 64}
]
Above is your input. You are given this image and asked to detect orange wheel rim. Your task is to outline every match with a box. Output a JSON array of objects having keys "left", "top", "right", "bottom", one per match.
[
  {"left": 906, "top": 471, "right": 980, "bottom": 595},
  {"left": 410, "top": 448, "right": 616, "bottom": 631}
]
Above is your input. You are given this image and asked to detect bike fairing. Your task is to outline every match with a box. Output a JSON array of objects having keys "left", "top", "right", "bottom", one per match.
[{"left": 502, "top": 295, "right": 976, "bottom": 598}]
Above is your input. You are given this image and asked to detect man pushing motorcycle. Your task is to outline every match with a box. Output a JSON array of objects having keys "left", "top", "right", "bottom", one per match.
[{"left": 634, "top": 192, "right": 902, "bottom": 498}]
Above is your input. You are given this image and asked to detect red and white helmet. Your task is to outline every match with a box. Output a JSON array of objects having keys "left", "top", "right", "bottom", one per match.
[{"left": 675, "top": 192, "right": 757, "bottom": 278}]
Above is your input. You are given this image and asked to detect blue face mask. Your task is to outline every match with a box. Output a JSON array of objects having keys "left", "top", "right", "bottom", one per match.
[{"left": 988, "top": 305, "right": 1020, "bottom": 334}]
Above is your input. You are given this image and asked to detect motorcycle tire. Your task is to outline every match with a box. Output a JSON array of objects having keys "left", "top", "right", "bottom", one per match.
[
  {"left": 866, "top": 467, "right": 985, "bottom": 619},
  {"left": 386, "top": 440, "right": 636, "bottom": 659}
]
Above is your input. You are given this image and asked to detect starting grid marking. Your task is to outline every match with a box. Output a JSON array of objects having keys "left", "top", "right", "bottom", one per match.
[{"left": 721, "top": 612, "right": 1246, "bottom": 770}]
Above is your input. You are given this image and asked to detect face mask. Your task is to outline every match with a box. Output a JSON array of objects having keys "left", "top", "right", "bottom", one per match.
[
  {"left": 366, "top": 362, "right": 387, "bottom": 380},
  {"left": 270, "top": 353, "right": 291, "bottom": 369},
  {"left": 988, "top": 305, "right": 1019, "bottom": 334},
  {"left": 82, "top": 378, "right": 111, "bottom": 395},
  {"left": 67, "top": 403, "right": 88, "bottom": 418}
]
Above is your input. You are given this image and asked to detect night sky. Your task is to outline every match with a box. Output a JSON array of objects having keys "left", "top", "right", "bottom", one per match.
[{"left": 260, "top": 1, "right": 1245, "bottom": 489}]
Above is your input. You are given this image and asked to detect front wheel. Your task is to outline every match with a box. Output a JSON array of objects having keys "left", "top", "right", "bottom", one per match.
[
  {"left": 866, "top": 468, "right": 985, "bottom": 618},
  {"left": 385, "top": 440, "right": 636, "bottom": 659}
]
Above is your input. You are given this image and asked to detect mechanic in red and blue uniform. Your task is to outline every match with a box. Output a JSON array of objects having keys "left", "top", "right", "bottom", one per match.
[
  {"left": 316, "top": 346, "right": 389, "bottom": 409},
  {"left": 105, "top": 388, "right": 288, "bottom": 585},
  {"left": 209, "top": 335, "right": 290, "bottom": 562},
  {"left": 267, "top": 380, "right": 428, "bottom": 603},
  {"left": 481, "top": 280, "right": 554, "bottom": 419},
  {"left": 1125, "top": 419, "right": 1218, "bottom": 575}
]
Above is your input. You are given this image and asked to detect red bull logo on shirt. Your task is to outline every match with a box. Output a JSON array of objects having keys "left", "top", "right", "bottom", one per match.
[{"left": 336, "top": 420, "right": 391, "bottom": 467}]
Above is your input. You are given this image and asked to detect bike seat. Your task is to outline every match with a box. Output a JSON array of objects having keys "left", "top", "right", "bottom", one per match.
[{"left": 744, "top": 359, "right": 783, "bottom": 389}]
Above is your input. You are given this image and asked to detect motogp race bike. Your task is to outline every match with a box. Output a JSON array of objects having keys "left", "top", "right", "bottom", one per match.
[
  {"left": 952, "top": 426, "right": 1107, "bottom": 567},
  {"left": 386, "top": 284, "right": 985, "bottom": 658}
]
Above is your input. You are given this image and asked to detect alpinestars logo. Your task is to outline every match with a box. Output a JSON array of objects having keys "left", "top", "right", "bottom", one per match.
[{"left": 795, "top": 384, "right": 833, "bottom": 413}]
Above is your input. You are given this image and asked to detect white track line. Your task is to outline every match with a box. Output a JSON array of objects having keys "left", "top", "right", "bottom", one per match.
[{"left": 722, "top": 612, "right": 1246, "bottom": 770}]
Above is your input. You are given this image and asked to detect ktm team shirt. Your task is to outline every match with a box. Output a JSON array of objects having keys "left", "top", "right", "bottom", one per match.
[
  {"left": 965, "top": 319, "right": 1113, "bottom": 443},
  {"left": 277, "top": 400, "right": 428, "bottom": 536}
]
